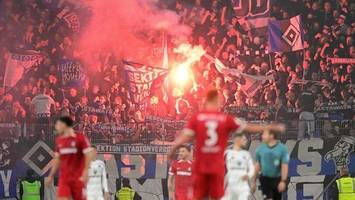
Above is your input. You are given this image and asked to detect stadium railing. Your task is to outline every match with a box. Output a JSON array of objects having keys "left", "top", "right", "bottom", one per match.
[{"left": 0, "top": 120, "right": 353, "bottom": 143}]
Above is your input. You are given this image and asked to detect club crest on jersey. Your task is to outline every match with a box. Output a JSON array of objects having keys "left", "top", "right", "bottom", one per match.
[{"left": 71, "top": 141, "right": 76, "bottom": 147}]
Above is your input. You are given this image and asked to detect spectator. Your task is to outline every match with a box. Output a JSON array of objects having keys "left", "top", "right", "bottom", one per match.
[{"left": 31, "top": 87, "right": 56, "bottom": 125}]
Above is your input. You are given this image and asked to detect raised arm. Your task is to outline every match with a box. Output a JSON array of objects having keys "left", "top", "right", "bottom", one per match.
[{"left": 243, "top": 123, "right": 286, "bottom": 134}]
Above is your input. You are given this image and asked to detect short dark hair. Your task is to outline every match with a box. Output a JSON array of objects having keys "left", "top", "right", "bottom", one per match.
[
  {"left": 26, "top": 169, "right": 35, "bottom": 178},
  {"left": 56, "top": 116, "right": 74, "bottom": 127},
  {"left": 206, "top": 89, "right": 219, "bottom": 102},
  {"left": 179, "top": 144, "right": 191, "bottom": 152},
  {"left": 122, "top": 178, "right": 130, "bottom": 187}
]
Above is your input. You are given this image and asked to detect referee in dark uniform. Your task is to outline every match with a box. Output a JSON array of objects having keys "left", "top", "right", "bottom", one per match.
[{"left": 253, "top": 130, "right": 289, "bottom": 200}]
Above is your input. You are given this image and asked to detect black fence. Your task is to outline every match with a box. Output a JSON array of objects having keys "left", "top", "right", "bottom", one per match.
[{"left": 1, "top": 120, "right": 354, "bottom": 144}]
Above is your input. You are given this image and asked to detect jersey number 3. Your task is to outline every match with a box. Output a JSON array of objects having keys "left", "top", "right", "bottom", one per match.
[{"left": 205, "top": 121, "right": 218, "bottom": 146}]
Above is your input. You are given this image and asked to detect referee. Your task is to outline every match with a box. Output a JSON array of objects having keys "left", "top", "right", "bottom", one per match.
[{"left": 253, "top": 130, "right": 289, "bottom": 200}]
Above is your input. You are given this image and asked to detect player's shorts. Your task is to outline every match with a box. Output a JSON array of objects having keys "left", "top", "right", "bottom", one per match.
[
  {"left": 193, "top": 172, "right": 224, "bottom": 199},
  {"left": 175, "top": 188, "right": 193, "bottom": 200},
  {"left": 222, "top": 186, "right": 250, "bottom": 200},
  {"left": 87, "top": 195, "right": 104, "bottom": 200},
  {"left": 57, "top": 178, "right": 86, "bottom": 200},
  {"left": 259, "top": 176, "right": 282, "bottom": 200}
]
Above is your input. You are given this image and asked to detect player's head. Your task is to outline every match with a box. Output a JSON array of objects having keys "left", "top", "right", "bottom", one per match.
[
  {"left": 205, "top": 89, "right": 219, "bottom": 108},
  {"left": 55, "top": 116, "right": 74, "bottom": 134},
  {"left": 233, "top": 133, "right": 248, "bottom": 148},
  {"left": 261, "top": 130, "right": 277, "bottom": 143},
  {"left": 178, "top": 145, "right": 191, "bottom": 160}
]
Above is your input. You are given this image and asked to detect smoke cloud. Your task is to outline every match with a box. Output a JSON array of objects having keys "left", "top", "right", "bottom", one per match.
[{"left": 78, "top": 0, "right": 191, "bottom": 68}]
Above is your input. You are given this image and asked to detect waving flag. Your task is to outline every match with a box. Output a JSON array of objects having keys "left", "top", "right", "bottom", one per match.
[
  {"left": 4, "top": 52, "right": 43, "bottom": 88},
  {"left": 204, "top": 54, "right": 273, "bottom": 97},
  {"left": 123, "top": 61, "right": 168, "bottom": 104},
  {"left": 239, "top": 74, "right": 269, "bottom": 97},
  {"left": 268, "top": 15, "right": 304, "bottom": 52}
]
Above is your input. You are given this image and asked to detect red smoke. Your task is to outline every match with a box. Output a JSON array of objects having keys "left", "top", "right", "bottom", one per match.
[{"left": 78, "top": 0, "right": 191, "bottom": 70}]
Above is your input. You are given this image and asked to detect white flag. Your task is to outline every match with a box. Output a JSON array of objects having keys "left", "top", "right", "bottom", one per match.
[{"left": 4, "top": 52, "right": 42, "bottom": 87}]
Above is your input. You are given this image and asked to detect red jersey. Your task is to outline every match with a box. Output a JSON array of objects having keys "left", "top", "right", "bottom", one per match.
[
  {"left": 169, "top": 160, "right": 193, "bottom": 200},
  {"left": 185, "top": 111, "right": 245, "bottom": 174},
  {"left": 54, "top": 133, "right": 91, "bottom": 180}
]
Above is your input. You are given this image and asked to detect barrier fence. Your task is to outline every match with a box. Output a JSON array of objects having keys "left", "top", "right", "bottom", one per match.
[{"left": 1, "top": 120, "right": 354, "bottom": 143}]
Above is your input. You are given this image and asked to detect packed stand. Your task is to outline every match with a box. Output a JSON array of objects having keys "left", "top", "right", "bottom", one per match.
[{"left": 0, "top": 0, "right": 354, "bottom": 142}]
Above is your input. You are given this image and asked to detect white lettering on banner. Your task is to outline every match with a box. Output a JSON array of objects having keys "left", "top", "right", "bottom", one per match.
[
  {"left": 0, "top": 170, "right": 12, "bottom": 197},
  {"left": 288, "top": 175, "right": 325, "bottom": 200},
  {"left": 297, "top": 139, "right": 323, "bottom": 176},
  {"left": 285, "top": 140, "right": 297, "bottom": 155}
]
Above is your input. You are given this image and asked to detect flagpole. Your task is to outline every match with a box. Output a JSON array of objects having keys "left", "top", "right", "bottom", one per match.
[
  {"left": 268, "top": 53, "right": 273, "bottom": 70},
  {"left": 301, "top": 48, "right": 306, "bottom": 90}
]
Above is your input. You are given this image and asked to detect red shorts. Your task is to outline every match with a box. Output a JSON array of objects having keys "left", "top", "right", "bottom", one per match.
[
  {"left": 175, "top": 188, "right": 193, "bottom": 200},
  {"left": 193, "top": 172, "right": 225, "bottom": 199},
  {"left": 57, "top": 178, "right": 86, "bottom": 200}
]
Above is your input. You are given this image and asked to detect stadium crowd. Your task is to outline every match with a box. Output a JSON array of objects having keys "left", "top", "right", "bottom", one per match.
[{"left": 0, "top": 0, "right": 354, "bottom": 141}]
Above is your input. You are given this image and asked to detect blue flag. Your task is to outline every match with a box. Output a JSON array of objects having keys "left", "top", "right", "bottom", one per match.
[{"left": 268, "top": 15, "right": 304, "bottom": 52}]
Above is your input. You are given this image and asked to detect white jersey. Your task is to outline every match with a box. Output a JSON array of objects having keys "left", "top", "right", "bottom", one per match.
[
  {"left": 223, "top": 149, "right": 255, "bottom": 200},
  {"left": 87, "top": 160, "right": 109, "bottom": 200},
  {"left": 225, "top": 149, "right": 254, "bottom": 185}
]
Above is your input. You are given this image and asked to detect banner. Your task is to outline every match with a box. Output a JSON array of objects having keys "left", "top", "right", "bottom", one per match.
[
  {"left": 59, "top": 59, "right": 86, "bottom": 87},
  {"left": 268, "top": 15, "right": 304, "bottom": 52},
  {"left": 231, "top": 0, "right": 270, "bottom": 29},
  {"left": 3, "top": 52, "right": 43, "bottom": 87},
  {"left": 229, "top": 49, "right": 269, "bottom": 61},
  {"left": 96, "top": 144, "right": 171, "bottom": 154},
  {"left": 1, "top": 137, "right": 355, "bottom": 199},
  {"left": 123, "top": 61, "right": 168, "bottom": 104},
  {"left": 327, "top": 57, "right": 355, "bottom": 64}
]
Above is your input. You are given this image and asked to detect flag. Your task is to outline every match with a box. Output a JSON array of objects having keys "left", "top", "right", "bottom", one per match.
[
  {"left": 204, "top": 54, "right": 273, "bottom": 97},
  {"left": 268, "top": 15, "right": 304, "bottom": 52},
  {"left": 239, "top": 74, "right": 267, "bottom": 97},
  {"left": 59, "top": 59, "right": 86, "bottom": 87},
  {"left": 3, "top": 52, "right": 43, "bottom": 87},
  {"left": 57, "top": 7, "right": 83, "bottom": 33},
  {"left": 231, "top": 0, "right": 270, "bottom": 29},
  {"left": 123, "top": 61, "right": 168, "bottom": 104}
]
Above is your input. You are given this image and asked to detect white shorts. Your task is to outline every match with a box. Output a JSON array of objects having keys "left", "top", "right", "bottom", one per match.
[
  {"left": 222, "top": 186, "right": 250, "bottom": 200},
  {"left": 87, "top": 194, "right": 104, "bottom": 200}
]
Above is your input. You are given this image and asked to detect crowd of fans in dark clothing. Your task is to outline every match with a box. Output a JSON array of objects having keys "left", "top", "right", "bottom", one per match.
[{"left": 0, "top": 0, "right": 354, "bottom": 142}]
